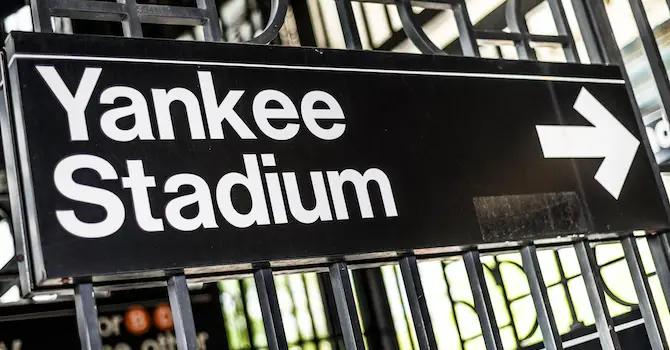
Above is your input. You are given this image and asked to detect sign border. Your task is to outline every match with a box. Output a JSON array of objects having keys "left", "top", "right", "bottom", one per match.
[{"left": 4, "top": 32, "right": 669, "bottom": 294}]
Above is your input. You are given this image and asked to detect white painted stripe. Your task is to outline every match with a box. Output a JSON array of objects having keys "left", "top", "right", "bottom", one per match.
[{"left": 8, "top": 53, "right": 626, "bottom": 84}]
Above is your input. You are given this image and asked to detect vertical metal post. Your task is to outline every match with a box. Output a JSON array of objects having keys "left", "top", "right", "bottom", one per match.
[
  {"left": 118, "top": 0, "right": 143, "bottom": 37},
  {"left": 329, "top": 262, "right": 365, "bottom": 350},
  {"left": 197, "top": 0, "right": 224, "bottom": 41},
  {"left": 463, "top": 250, "right": 503, "bottom": 350},
  {"left": 505, "top": 0, "right": 535, "bottom": 60},
  {"left": 318, "top": 272, "right": 343, "bottom": 349},
  {"left": 30, "top": 0, "right": 53, "bottom": 33},
  {"left": 290, "top": 0, "right": 317, "bottom": 46},
  {"left": 352, "top": 268, "right": 400, "bottom": 350},
  {"left": 74, "top": 283, "right": 103, "bottom": 350},
  {"left": 581, "top": 0, "right": 622, "bottom": 65},
  {"left": 399, "top": 256, "right": 437, "bottom": 350},
  {"left": 574, "top": 241, "right": 621, "bottom": 350},
  {"left": 336, "top": 0, "right": 363, "bottom": 49},
  {"left": 621, "top": 236, "right": 668, "bottom": 350},
  {"left": 168, "top": 274, "right": 198, "bottom": 350},
  {"left": 546, "top": 0, "right": 579, "bottom": 62},
  {"left": 628, "top": 0, "right": 670, "bottom": 125},
  {"left": 648, "top": 233, "right": 670, "bottom": 311},
  {"left": 254, "top": 268, "right": 289, "bottom": 350},
  {"left": 569, "top": 0, "right": 604, "bottom": 64},
  {"left": 453, "top": 1, "right": 479, "bottom": 57},
  {"left": 520, "top": 245, "right": 563, "bottom": 350}
]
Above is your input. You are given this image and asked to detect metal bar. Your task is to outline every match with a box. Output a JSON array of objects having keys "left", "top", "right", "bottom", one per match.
[
  {"left": 582, "top": 1, "right": 620, "bottom": 65},
  {"left": 569, "top": 0, "right": 604, "bottom": 64},
  {"left": 628, "top": 0, "right": 670, "bottom": 125},
  {"left": 453, "top": 1, "right": 479, "bottom": 57},
  {"left": 30, "top": 0, "right": 55, "bottom": 33},
  {"left": 74, "top": 283, "right": 103, "bottom": 350},
  {"left": 444, "top": 0, "right": 543, "bottom": 54},
  {"left": 290, "top": 0, "right": 317, "bottom": 46},
  {"left": 475, "top": 30, "right": 569, "bottom": 44},
  {"left": 168, "top": 275, "right": 198, "bottom": 350},
  {"left": 520, "top": 245, "right": 563, "bottom": 350},
  {"left": 353, "top": 0, "right": 457, "bottom": 10},
  {"left": 574, "top": 241, "right": 621, "bottom": 350},
  {"left": 248, "top": 0, "right": 289, "bottom": 44},
  {"left": 0, "top": 53, "right": 35, "bottom": 297},
  {"left": 197, "top": 0, "right": 224, "bottom": 42},
  {"left": 395, "top": 0, "right": 446, "bottom": 54},
  {"left": 491, "top": 256, "right": 520, "bottom": 347},
  {"left": 329, "top": 262, "right": 365, "bottom": 350},
  {"left": 463, "top": 250, "right": 503, "bottom": 350},
  {"left": 119, "top": 0, "right": 143, "bottom": 37},
  {"left": 49, "top": 0, "right": 126, "bottom": 16},
  {"left": 648, "top": 233, "right": 670, "bottom": 311},
  {"left": 505, "top": 0, "right": 535, "bottom": 60},
  {"left": 47, "top": 0, "right": 126, "bottom": 22},
  {"left": 399, "top": 256, "right": 437, "bottom": 350},
  {"left": 621, "top": 236, "right": 668, "bottom": 350},
  {"left": 336, "top": 0, "right": 363, "bottom": 49},
  {"left": 51, "top": 10, "right": 125, "bottom": 22},
  {"left": 136, "top": 5, "right": 208, "bottom": 26},
  {"left": 318, "top": 272, "right": 342, "bottom": 350},
  {"left": 554, "top": 251, "right": 580, "bottom": 328},
  {"left": 352, "top": 268, "right": 400, "bottom": 350},
  {"left": 378, "top": 9, "right": 438, "bottom": 51},
  {"left": 546, "top": 0, "right": 579, "bottom": 62},
  {"left": 254, "top": 268, "right": 289, "bottom": 350}
]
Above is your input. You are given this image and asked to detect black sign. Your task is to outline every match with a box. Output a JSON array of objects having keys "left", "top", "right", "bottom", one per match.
[{"left": 3, "top": 32, "right": 669, "bottom": 285}]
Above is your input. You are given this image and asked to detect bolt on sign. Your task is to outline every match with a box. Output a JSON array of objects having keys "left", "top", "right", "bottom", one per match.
[{"left": 2, "top": 32, "right": 669, "bottom": 288}]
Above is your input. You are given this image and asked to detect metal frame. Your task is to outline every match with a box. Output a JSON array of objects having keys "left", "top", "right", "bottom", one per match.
[
  {"left": 3, "top": 1, "right": 670, "bottom": 350},
  {"left": 521, "top": 245, "right": 562, "bottom": 350},
  {"left": 28, "top": 0, "right": 290, "bottom": 44}
]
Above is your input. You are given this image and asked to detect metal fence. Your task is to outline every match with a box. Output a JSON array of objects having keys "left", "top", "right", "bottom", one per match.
[{"left": 3, "top": 0, "right": 670, "bottom": 350}]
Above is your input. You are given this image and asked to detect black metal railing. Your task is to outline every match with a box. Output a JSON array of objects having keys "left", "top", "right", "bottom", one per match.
[{"left": 1, "top": 1, "right": 670, "bottom": 350}]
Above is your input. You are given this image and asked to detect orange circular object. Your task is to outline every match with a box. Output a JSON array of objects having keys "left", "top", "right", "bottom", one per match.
[
  {"left": 125, "top": 305, "right": 151, "bottom": 335},
  {"left": 153, "top": 303, "right": 174, "bottom": 331}
]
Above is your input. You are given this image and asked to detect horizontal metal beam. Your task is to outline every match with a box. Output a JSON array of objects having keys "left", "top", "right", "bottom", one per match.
[
  {"left": 36, "top": 0, "right": 215, "bottom": 27},
  {"left": 354, "top": 0, "right": 457, "bottom": 10},
  {"left": 475, "top": 30, "right": 570, "bottom": 44},
  {"left": 49, "top": 0, "right": 126, "bottom": 22},
  {"left": 137, "top": 4, "right": 209, "bottom": 26}
]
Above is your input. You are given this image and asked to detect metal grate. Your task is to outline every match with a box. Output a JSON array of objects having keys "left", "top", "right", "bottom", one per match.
[
  {"left": 6, "top": 1, "right": 670, "bottom": 350},
  {"left": 28, "top": 0, "right": 289, "bottom": 44}
]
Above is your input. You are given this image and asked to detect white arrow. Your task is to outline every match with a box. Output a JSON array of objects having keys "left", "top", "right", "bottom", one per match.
[{"left": 536, "top": 87, "right": 639, "bottom": 200}]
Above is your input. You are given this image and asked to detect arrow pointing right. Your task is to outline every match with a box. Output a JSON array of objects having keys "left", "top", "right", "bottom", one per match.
[{"left": 536, "top": 87, "right": 639, "bottom": 200}]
